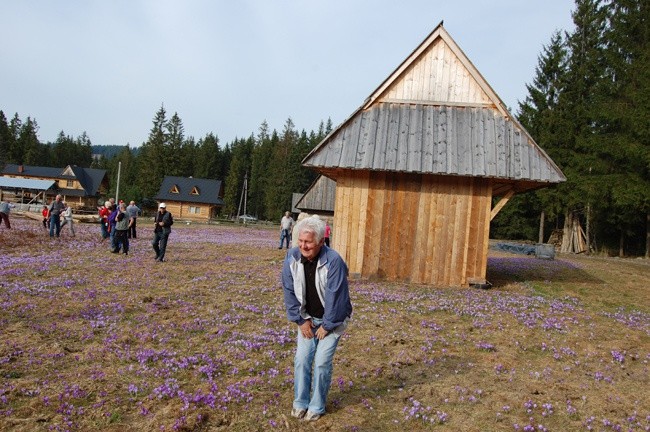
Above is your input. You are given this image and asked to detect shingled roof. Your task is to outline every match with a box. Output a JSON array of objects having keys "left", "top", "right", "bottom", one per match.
[
  {"left": 302, "top": 22, "right": 565, "bottom": 194},
  {"left": 155, "top": 176, "right": 225, "bottom": 206}
]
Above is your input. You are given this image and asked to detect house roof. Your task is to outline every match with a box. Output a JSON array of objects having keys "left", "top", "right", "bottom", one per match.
[
  {"left": 2, "top": 164, "right": 107, "bottom": 196},
  {"left": 302, "top": 22, "right": 566, "bottom": 194},
  {"left": 0, "top": 176, "right": 56, "bottom": 190},
  {"left": 296, "top": 175, "right": 336, "bottom": 213},
  {"left": 155, "top": 176, "right": 225, "bottom": 206}
]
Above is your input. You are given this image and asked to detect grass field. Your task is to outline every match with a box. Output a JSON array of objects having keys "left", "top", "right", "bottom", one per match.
[{"left": 0, "top": 216, "right": 648, "bottom": 431}]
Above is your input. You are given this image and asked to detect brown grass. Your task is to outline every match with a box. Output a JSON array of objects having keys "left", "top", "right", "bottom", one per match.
[{"left": 0, "top": 215, "right": 648, "bottom": 431}]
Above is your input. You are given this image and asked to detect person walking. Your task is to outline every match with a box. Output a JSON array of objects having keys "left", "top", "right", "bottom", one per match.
[
  {"left": 126, "top": 200, "right": 140, "bottom": 239},
  {"left": 278, "top": 211, "right": 294, "bottom": 249},
  {"left": 0, "top": 199, "right": 14, "bottom": 229},
  {"left": 112, "top": 202, "right": 131, "bottom": 254},
  {"left": 48, "top": 195, "right": 66, "bottom": 238},
  {"left": 282, "top": 216, "right": 352, "bottom": 422},
  {"left": 59, "top": 202, "right": 75, "bottom": 237},
  {"left": 152, "top": 203, "right": 173, "bottom": 262}
]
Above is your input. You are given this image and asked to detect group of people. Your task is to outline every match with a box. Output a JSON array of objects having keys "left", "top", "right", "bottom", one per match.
[
  {"left": 98, "top": 199, "right": 172, "bottom": 261},
  {"left": 41, "top": 194, "right": 75, "bottom": 237},
  {"left": 97, "top": 198, "right": 142, "bottom": 255}
]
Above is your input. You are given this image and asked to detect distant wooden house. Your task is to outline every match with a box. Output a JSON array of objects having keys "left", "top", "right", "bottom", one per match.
[
  {"left": 302, "top": 23, "right": 566, "bottom": 287},
  {"left": 154, "top": 176, "right": 225, "bottom": 221},
  {"left": 295, "top": 175, "right": 336, "bottom": 218},
  {"left": 1, "top": 163, "right": 108, "bottom": 208}
]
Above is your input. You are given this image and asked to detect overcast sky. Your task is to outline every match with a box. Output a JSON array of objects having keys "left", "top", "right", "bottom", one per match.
[{"left": 1, "top": 1, "right": 575, "bottom": 147}]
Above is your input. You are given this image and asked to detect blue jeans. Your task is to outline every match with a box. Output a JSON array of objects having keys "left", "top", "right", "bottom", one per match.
[
  {"left": 49, "top": 214, "right": 61, "bottom": 237},
  {"left": 109, "top": 224, "right": 117, "bottom": 249},
  {"left": 293, "top": 317, "right": 341, "bottom": 415},
  {"left": 279, "top": 229, "right": 290, "bottom": 249},
  {"left": 100, "top": 221, "right": 109, "bottom": 239}
]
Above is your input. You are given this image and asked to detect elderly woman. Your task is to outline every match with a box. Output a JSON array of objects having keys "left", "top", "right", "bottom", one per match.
[{"left": 281, "top": 216, "right": 352, "bottom": 422}]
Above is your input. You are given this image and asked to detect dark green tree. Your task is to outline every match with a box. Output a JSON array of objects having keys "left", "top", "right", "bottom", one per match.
[
  {"left": 594, "top": 0, "right": 650, "bottom": 256},
  {"left": 194, "top": 133, "right": 222, "bottom": 179},
  {"left": 165, "top": 112, "right": 185, "bottom": 176},
  {"left": 498, "top": 32, "right": 569, "bottom": 241},
  {"left": 8, "top": 114, "right": 23, "bottom": 163},
  {"left": 19, "top": 117, "right": 47, "bottom": 166},
  {"left": 249, "top": 121, "right": 274, "bottom": 219},
  {"left": 0, "top": 111, "right": 11, "bottom": 167},
  {"left": 223, "top": 136, "right": 254, "bottom": 216},
  {"left": 138, "top": 106, "right": 169, "bottom": 198}
]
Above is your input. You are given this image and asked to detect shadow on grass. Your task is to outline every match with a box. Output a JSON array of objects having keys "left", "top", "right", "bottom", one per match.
[{"left": 486, "top": 256, "right": 604, "bottom": 287}]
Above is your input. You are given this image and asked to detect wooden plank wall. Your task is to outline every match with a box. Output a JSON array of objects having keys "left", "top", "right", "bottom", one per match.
[
  {"left": 381, "top": 39, "right": 493, "bottom": 105},
  {"left": 164, "top": 202, "right": 212, "bottom": 221},
  {"left": 333, "top": 171, "right": 492, "bottom": 286}
]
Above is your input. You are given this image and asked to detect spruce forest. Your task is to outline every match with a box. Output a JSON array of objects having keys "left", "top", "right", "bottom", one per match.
[{"left": 0, "top": 0, "right": 648, "bottom": 257}]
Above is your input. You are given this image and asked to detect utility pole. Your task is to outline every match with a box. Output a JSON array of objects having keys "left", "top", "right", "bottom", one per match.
[
  {"left": 236, "top": 172, "right": 248, "bottom": 223},
  {"left": 115, "top": 161, "right": 121, "bottom": 204}
]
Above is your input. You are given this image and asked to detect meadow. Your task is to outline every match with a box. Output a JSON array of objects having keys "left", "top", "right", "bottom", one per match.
[{"left": 0, "top": 216, "right": 648, "bottom": 431}]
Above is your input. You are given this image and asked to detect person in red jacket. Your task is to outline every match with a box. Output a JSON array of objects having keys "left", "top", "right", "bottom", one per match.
[
  {"left": 98, "top": 201, "right": 111, "bottom": 242},
  {"left": 41, "top": 205, "right": 49, "bottom": 229}
]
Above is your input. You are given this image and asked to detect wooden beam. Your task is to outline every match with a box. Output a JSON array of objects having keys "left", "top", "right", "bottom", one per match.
[
  {"left": 380, "top": 99, "right": 495, "bottom": 109},
  {"left": 490, "top": 188, "right": 515, "bottom": 221}
]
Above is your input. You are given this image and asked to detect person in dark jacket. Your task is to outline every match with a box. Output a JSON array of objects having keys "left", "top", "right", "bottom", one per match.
[
  {"left": 152, "top": 203, "right": 173, "bottom": 262},
  {"left": 282, "top": 216, "right": 352, "bottom": 422},
  {"left": 48, "top": 194, "right": 65, "bottom": 238}
]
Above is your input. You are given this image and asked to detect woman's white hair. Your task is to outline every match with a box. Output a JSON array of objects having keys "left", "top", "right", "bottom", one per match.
[{"left": 295, "top": 216, "right": 325, "bottom": 243}]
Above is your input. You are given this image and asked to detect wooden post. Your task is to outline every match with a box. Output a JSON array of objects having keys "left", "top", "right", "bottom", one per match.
[{"left": 538, "top": 210, "right": 545, "bottom": 244}]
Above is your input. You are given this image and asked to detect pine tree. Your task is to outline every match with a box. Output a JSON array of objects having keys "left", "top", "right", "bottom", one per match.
[
  {"left": 8, "top": 114, "right": 23, "bottom": 163},
  {"left": 194, "top": 133, "right": 221, "bottom": 179},
  {"left": 249, "top": 121, "right": 273, "bottom": 219},
  {"left": 595, "top": 0, "right": 650, "bottom": 256},
  {"left": 0, "top": 111, "right": 11, "bottom": 166},
  {"left": 223, "top": 137, "right": 254, "bottom": 216},
  {"left": 20, "top": 117, "right": 47, "bottom": 166},
  {"left": 138, "top": 106, "right": 168, "bottom": 198}
]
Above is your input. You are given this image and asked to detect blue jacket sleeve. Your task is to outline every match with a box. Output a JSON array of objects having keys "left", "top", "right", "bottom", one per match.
[
  {"left": 282, "top": 255, "right": 305, "bottom": 326},
  {"left": 322, "top": 253, "right": 352, "bottom": 332}
]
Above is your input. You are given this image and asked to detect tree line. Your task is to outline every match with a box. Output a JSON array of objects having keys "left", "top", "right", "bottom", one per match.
[
  {"left": 491, "top": 0, "right": 649, "bottom": 258},
  {"left": 0, "top": 106, "right": 331, "bottom": 222}
]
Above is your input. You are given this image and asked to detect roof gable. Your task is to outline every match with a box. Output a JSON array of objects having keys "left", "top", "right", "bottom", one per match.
[
  {"left": 302, "top": 23, "right": 565, "bottom": 192},
  {"left": 366, "top": 22, "right": 507, "bottom": 115}
]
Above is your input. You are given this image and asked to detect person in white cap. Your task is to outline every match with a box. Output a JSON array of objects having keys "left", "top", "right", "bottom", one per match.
[{"left": 152, "top": 203, "right": 173, "bottom": 262}]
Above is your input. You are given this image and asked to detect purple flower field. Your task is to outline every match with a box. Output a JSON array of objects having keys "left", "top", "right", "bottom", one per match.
[{"left": 0, "top": 216, "right": 648, "bottom": 431}]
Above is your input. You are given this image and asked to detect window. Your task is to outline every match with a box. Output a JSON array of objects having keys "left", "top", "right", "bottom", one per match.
[
  {"left": 191, "top": 186, "right": 200, "bottom": 195},
  {"left": 189, "top": 206, "right": 201, "bottom": 214},
  {"left": 66, "top": 180, "right": 74, "bottom": 188},
  {"left": 170, "top": 185, "right": 179, "bottom": 194}
]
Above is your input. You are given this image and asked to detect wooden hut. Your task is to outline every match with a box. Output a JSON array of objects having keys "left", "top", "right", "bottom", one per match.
[
  {"left": 302, "top": 23, "right": 566, "bottom": 287},
  {"left": 155, "top": 176, "right": 225, "bottom": 222}
]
